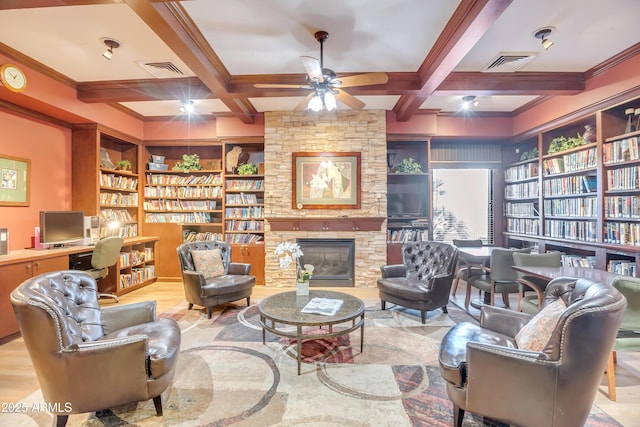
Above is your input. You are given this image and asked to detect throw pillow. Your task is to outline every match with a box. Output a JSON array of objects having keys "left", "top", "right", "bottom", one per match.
[
  {"left": 191, "top": 248, "right": 225, "bottom": 280},
  {"left": 514, "top": 298, "right": 566, "bottom": 351}
]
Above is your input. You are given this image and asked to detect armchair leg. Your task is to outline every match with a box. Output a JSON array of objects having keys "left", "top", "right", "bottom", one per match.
[
  {"left": 153, "top": 395, "right": 163, "bottom": 416},
  {"left": 206, "top": 306, "right": 213, "bottom": 319},
  {"left": 381, "top": 300, "right": 386, "bottom": 310},
  {"left": 188, "top": 303, "right": 194, "bottom": 310},
  {"left": 421, "top": 310, "right": 426, "bottom": 324},
  {"left": 53, "top": 414, "right": 68, "bottom": 427},
  {"left": 607, "top": 350, "right": 617, "bottom": 401},
  {"left": 442, "top": 305, "right": 448, "bottom": 314},
  {"left": 464, "top": 284, "right": 471, "bottom": 310},
  {"left": 246, "top": 297, "right": 251, "bottom": 306},
  {"left": 453, "top": 405, "right": 464, "bottom": 427},
  {"left": 451, "top": 276, "right": 460, "bottom": 295}
]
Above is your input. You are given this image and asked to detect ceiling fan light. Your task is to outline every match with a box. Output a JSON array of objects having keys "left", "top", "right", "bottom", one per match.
[
  {"left": 324, "top": 92, "right": 337, "bottom": 111},
  {"left": 308, "top": 94, "right": 323, "bottom": 112}
]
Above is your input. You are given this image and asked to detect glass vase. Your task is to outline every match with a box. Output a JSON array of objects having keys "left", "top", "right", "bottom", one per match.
[{"left": 296, "top": 280, "right": 309, "bottom": 296}]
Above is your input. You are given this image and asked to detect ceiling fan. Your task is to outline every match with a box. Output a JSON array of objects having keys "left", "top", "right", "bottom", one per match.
[{"left": 254, "top": 30, "right": 388, "bottom": 111}]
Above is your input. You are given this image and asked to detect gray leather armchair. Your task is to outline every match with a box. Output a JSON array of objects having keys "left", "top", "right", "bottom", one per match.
[
  {"left": 176, "top": 240, "right": 256, "bottom": 318},
  {"left": 11, "top": 270, "right": 181, "bottom": 427},
  {"left": 377, "top": 241, "right": 458, "bottom": 323},
  {"left": 438, "top": 277, "right": 626, "bottom": 427}
]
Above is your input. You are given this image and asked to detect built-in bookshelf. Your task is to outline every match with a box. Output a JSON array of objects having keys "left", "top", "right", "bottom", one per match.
[
  {"left": 504, "top": 158, "right": 539, "bottom": 236},
  {"left": 224, "top": 175, "right": 265, "bottom": 244}
]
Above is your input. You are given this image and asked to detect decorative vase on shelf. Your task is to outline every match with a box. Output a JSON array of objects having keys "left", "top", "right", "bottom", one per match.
[
  {"left": 296, "top": 280, "right": 309, "bottom": 296},
  {"left": 582, "top": 124, "right": 596, "bottom": 143}
]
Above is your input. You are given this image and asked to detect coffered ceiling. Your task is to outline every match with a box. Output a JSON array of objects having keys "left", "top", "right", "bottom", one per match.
[{"left": 0, "top": 0, "right": 639, "bottom": 124}]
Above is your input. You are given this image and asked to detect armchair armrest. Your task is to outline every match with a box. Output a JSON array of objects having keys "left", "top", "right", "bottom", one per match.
[
  {"left": 380, "top": 264, "right": 406, "bottom": 278},
  {"left": 101, "top": 300, "right": 156, "bottom": 334},
  {"left": 228, "top": 262, "right": 251, "bottom": 275},
  {"left": 480, "top": 305, "right": 531, "bottom": 337}
]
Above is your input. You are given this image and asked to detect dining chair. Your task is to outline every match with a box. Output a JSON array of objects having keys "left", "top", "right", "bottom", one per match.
[
  {"left": 512, "top": 251, "right": 562, "bottom": 314},
  {"left": 606, "top": 275, "right": 640, "bottom": 401},
  {"left": 451, "top": 239, "right": 484, "bottom": 296},
  {"left": 465, "top": 247, "right": 531, "bottom": 310}
]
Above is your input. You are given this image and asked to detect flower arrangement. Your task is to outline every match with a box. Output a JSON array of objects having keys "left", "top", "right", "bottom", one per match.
[{"left": 274, "top": 241, "right": 314, "bottom": 283}]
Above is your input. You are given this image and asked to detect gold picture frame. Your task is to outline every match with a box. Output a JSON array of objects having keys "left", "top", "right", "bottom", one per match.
[
  {"left": 0, "top": 154, "right": 30, "bottom": 206},
  {"left": 292, "top": 152, "right": 361, "bottom": 209}
]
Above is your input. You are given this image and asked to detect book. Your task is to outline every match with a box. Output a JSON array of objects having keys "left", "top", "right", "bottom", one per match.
[{"left": 301, "top": 297, "right": 344, "bottom": 316}]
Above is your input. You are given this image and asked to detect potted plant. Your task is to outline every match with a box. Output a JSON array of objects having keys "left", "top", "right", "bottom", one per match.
[
  {"left": 172, "top": 154, "right": 203, "bottom": 172},
  {"left": 395, "top": 157, "right": 423, "bottom": 174},
  {"left": 548, "top": 134, "right": 586, "bottom": 154},
  {"left": 237, "top": 163, "right": 258, "bottom": 175},
  {"left": 115, "top": 159, "right": 132, "bottom": 171}
]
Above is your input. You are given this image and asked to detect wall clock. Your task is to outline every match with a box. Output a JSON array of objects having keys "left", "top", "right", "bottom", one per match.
[{"left": 0, "top": 63, "right": 27, "bottom": 93}]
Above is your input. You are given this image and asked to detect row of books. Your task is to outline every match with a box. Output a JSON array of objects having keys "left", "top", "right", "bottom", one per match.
[
  {"left": 225, "top": 193, "right": 259, "bottom": 205},
  {"left": 603, "top": 222, "right": 640, "bottom": 246},
  {"left": 504, "top": 162, "right": 538, "bottom": 182},
  {"left": 504, "top": 202, "right": 538, "bottom": 217},
  {"left": 543, "top": 196, "right": 597, "bottom": 217},
  {"left": 143, "top": 200, "right": 218, "bottom": 211},
  {"left": 543, "top": 219, "right": 598, "bottom": 242},
  {"left": 224, "top": 233, "right": 263, "bottom": 243},
  {"left": 506, "top": 218, "right": 540, "bottom": 235},
  {"left": 606, "top": 165, "right": 640, "bottom": 191},
  {"left": 225, "top": 207, "right": 264, "bottom": 219},
  {"left": 603, "top": 137, "right": 640, "bottom": 164},
  {"left": 101, "top": 223, "right": 138, "bottom": 239},
  {"left": 119, "top": 249, "right": 151, "bottom": 268},
  {"left": 604, "top": 195, "right": 640, "bottom": 218},
  {"left": 183, "top": 231, "right": 223, "bottom": 242},
  {"left": 560, "top": 254, "right": 596, "bottom": 268},
  {"left": 225, "top": 220, "right": 264, "bottom": 231},
  {"left": 608, "top": 260, "right": 637, "bottom": 277},
  {"left": 146, "top": 173, "right": 222, "bottom": 185},
  {"left": 119, "top": 266, "right": 156, "bottom": 289},
  {"left": 99, "top": 192, "right": 138, "bottom": 206},
  {"left": 226, "top": 179, "right": 264, "bottom": 190},
  {"left": 100, "top": 172, "right": 138, "bottom": 191},
  {"left": 145, "top": 212, "right": 214, "bottom": 223},
  {"left": 542, "top": 147, "right": 597, "bottom": 175},
  {"left": 387, "top": 229, "right": 429, "bottom": 243},
  {"left": 100, "top": 208, "right": 133, "bottom": 223},
  {"left": 504, "top": 181, "right": 539, "bottom": 199},
  {"left": 144, "top": 185, "right": 223, "bottom": 198},
  {"left": 543, "top": 175, "right": 596, "bottom": 196}
]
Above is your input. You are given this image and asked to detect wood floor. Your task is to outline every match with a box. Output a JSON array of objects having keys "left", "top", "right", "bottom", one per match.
[{"left": 1, "top": 280, "right": 638, "bottom": 426}]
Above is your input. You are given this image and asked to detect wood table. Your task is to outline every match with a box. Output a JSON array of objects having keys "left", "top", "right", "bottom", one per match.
[
  {"left": 258, "top": 290, "right": 365, "bottom": 375},
  {"left": 511, "top": 265, "right": 620, "bottom": 284}
]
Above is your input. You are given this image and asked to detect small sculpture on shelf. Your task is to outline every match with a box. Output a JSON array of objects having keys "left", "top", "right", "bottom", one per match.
[{"left": 226, "top": 146, "right": 243, "bottom": 173}]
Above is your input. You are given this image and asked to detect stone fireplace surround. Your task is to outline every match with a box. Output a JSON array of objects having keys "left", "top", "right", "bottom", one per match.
[{"left": 263, "top": 110, "right": 388, "bottom": 288}]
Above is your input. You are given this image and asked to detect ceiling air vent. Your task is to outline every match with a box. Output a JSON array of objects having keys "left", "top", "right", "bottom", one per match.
[
  {"left": 482, "top": 53, "right": 536, "bottom": 73},
  {"left": 137, "top": 61, "right": 185, "bottom": 78}
]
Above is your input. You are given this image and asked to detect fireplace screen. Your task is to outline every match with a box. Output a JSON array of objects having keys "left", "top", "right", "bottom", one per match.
[{"left": 297, "top": 238, "right": 355, "bottom": 287}]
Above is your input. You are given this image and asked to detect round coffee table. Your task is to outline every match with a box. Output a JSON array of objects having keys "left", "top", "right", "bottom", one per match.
[{"left": 258, "top": 290, "right": 365, "bottom": 375}]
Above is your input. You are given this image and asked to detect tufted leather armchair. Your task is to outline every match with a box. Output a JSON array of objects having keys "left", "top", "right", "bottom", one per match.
[
  {"left": 176, "top": 240, "right": 256, "bottom": 318},
  {"left": 10, "top": 270, "right": 181, "bottom": 427},
  {"left": 438, "top": 277, "right": 626, "bottom": 427},
  {"left": 377, "top": 241, "right": 458, "bottom": 323}
]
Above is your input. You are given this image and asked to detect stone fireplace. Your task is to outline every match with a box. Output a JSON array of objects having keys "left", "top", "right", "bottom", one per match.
[
  {"left": 263, "top": 109, "right": 388, "bottom": 288},
  {"left": 297, "top": 238, "right": 355, "bottom": 287}
]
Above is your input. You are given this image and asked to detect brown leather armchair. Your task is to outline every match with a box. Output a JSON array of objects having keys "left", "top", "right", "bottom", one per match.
[
  {"left": 377, "top": 241, "right": 458, "bottom": 323},
  {"left": 438, "top": 277, "right": 626, "bottom": 427},
  {"left": 176, "top": 240, "right": 256, "bottom": 318},
  {"left": 11, "top": 270, "right": 181, "bottom": 427}
]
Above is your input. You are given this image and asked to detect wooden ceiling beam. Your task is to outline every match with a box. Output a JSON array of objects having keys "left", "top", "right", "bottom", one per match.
[{"left": 393, "top": 0, "right": 513, "bottom": 121}]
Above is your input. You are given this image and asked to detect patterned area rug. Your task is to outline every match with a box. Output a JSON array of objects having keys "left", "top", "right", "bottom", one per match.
[{"left": 9, "top": 299, "right": 621, "bottom": 427}]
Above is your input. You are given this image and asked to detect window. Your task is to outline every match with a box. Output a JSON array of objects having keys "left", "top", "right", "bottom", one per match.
[{"left": 432, "top": 169, "right": 494, "bottom": 244}]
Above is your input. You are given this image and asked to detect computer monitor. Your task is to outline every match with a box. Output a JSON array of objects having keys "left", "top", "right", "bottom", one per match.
[{"left": 39, "top": 211, "right": 85, "bottom": 247}]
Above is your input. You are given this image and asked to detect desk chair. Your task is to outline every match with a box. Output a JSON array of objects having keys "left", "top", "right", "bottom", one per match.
[{"left": 75, "top": 236, "right": 124, "bottom": 302}]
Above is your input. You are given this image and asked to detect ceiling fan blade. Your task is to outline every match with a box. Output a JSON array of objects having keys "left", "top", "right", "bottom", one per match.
[
  {"left": 254, "top": 83, "right": 311, "bottom": 89},
  {"left": 300, "top": 56, "right": 323, "bottom": 83},
  {"left": 337, "top": 72, "right": 389, "bottom": 88},
  {"left": 335, "top": 89, "right": 365, "bottom": 110},
  {"left": 294, "top": 93, "right": 315, "bottom": 111}
]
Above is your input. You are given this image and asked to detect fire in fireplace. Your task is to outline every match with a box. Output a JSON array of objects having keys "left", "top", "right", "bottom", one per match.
[{"left": 297, "top": 238, "right": 355, "bottom": 287}]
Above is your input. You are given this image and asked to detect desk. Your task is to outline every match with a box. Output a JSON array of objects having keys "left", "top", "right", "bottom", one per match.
[
  {"left": 455, "top": 246, "right": 496, "bottom": 307},
  {"left": 0, "top": 236, "right": 159, "bottom": 340},
  {"left": 511, "top": 265, "right": 620, "bottom": 284}
]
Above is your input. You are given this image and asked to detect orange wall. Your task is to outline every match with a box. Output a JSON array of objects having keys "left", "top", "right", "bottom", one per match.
[{"left": 0, "top": 111, "right": 72, "bottom": 250}]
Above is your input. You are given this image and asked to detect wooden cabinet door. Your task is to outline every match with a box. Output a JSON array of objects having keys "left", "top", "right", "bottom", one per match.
[
  {"left": 32, "top": 256, "right": 69, "bottom": 276},
  {"left": 232, "top": 243, "right": 265, "bottom": 285},
  {"left": 0, "top": 261, "right": 33, "bottom": 339}
]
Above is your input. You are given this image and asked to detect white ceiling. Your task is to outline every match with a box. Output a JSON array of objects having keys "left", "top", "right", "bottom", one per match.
[{"left": 0, "top": 0, "right": 639, "bottom": 119}]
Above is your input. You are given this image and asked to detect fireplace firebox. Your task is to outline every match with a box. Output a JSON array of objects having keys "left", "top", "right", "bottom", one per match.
[{"left": 297, "top": 238, "right": 355, "bottom": 287}]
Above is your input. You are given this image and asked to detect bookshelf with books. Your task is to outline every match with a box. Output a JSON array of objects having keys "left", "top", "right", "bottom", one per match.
[
  {"left": 504, "top": 156, "right": 540, "bottom": 236},
  {"left": 116, "top": 237, "right": 157, "bottom": 295}
]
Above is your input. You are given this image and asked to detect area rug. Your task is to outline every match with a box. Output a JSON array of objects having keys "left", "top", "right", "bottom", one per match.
[{"left": 9, "top": 299, "right": 621, "bottom": 427}]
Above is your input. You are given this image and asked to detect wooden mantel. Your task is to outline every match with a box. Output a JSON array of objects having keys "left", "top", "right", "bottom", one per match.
[{"left": 266, "top": 217, "right": 385, "bottom": 232}]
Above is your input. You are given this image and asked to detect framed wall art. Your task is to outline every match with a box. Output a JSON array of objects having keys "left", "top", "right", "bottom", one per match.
[
  {"left": 292, "top": 152, "right": 361, "bottom": 209},
  {"left": 0, "top": 154, "right": 30, "bottom": 206}
]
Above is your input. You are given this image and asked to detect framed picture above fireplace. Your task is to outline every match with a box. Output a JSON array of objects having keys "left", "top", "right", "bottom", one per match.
[{"left": 292, "top": 152, "right": 361, "bottom": 209}]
